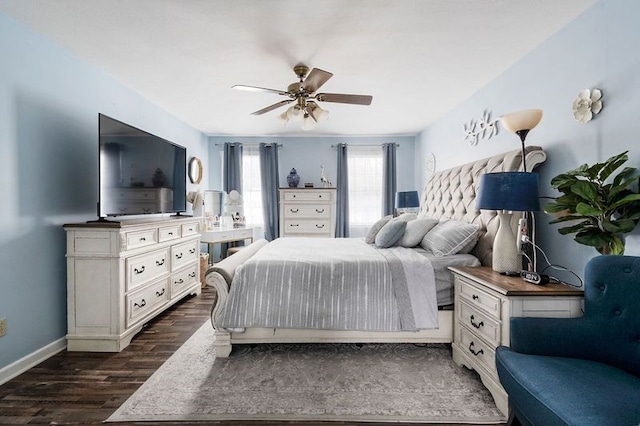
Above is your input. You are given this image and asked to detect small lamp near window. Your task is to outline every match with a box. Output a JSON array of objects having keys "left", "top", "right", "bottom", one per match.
[
  {"left": 476, "top": 172, "right": 540, "bottom": 273},
  {"left": 395, "top": 191, "right": 420, "bottom": 216}
]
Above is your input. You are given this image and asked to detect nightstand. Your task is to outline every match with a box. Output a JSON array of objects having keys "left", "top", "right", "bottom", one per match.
[{"left": 448, "top": 266, "right": 583, "bottom": 416}]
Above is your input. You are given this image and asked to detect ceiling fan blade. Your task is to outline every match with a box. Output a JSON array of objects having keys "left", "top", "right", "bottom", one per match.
[
  {"left": 316, "top": 93, "right": 373, "bottom": 105},
  {"left": 232, "top": 85, "right": 289, "bottom": 96},
  {"left": 301, "top": 68, "right": 333, "bottom": 93},
  {"left": 251, "top": 100, "right": 293, "bottom": 115},
  {"left": 305, "top": 103, "right": 318, "bottom": 122}
]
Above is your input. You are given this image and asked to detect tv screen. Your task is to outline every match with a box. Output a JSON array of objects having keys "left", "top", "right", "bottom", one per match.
[{"left": 98, "top": 114, "right": 187, "bottom": 217}]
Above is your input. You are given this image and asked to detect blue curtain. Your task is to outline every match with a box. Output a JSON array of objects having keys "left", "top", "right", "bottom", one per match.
[
  {"left": 382, "top": 143, "right": 397, "bottom": 216},
  {"left": 223, "top": 142, "right": 243, "bottom": 193},
  {"left": 259, "top": 143, "right": 280, "bottom": 241},
  {"left": 335, "top": 143, "right": 349, "bottom": 237}
]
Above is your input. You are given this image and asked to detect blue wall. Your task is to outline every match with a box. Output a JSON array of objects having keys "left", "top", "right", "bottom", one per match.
[
  {"left": 0, "top": 13, "right": 208, "bottom": 371},
  {"left": 208, "top": 135, "right": 416, "bottom": 193},
  {"left": 416, "top": 0, "right": 640, "bottom": 282}
]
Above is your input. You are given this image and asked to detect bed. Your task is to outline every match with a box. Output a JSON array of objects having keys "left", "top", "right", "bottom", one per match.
[{"left": 206, "top": 146, "right": 546, "bottom": 357}]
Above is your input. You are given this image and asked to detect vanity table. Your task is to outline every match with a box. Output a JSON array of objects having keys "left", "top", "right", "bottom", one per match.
[{"left": 200, "top": 226, "right": 255, "bottom": 261}]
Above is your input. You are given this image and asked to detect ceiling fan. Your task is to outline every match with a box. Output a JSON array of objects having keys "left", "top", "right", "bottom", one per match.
[{"left": 232, "top": 64, "right": 373, "bottom": 129}]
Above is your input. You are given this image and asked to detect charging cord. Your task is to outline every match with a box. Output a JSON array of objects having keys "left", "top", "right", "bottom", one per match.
[{"left": 521, "top": 236, "right": 584, "bottom": 288}]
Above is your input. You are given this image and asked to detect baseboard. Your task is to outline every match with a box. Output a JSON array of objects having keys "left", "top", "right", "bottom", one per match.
[{"left": 0, "top": 338, "right": 67, "bottom": 386}]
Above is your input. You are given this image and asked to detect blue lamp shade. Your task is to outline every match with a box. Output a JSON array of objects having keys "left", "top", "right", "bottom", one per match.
[
  {"left": 395, "top": 191, "right": 420, "bottom": 209},
  {"left": 476, "top": 172, "right": 540, "bottom": 212}
]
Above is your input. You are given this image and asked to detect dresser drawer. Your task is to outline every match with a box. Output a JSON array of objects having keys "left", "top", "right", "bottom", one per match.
[
  {"left": 283, "top": 191, "right": 332, "bottom": 202},
  {"left": 283, "top": 204, "right": 331, "bottom": 219},
  {"left": 171, "top": 263, "right": 198, "bottom": 297},
  {"left": 158, "top": 225, "right": 181, "bottom": 242},
  {"left": 123, "top": 228, "right": 158, "bottom": 251},
  {"left": 458, "top": 278, "right": 501, "bottom": 319},
  {"left": 171, "top": 239, "right": 199, "bottom": 270},
  {"left": 458, "top": 326, "right": 497, "bottom": 375},
  {"left": 126, "top": 248, "right": 170, "bottom": 291},
  {"left": 458, "top": 300, "right": 502, "bottom": 346},
  {"left": 181, "top": 222, "right": 200, "bottom": 237},
  {"left": 125, "top": 278, "right": 170, "bottom": 328},
  {"left": 283, "top": 220, "right": 332, "bottom": 234}
]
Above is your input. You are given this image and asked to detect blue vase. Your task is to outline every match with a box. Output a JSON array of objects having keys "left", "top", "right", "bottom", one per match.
[{"left": 287, "top": 168, "right": 300, "bottom": 187}]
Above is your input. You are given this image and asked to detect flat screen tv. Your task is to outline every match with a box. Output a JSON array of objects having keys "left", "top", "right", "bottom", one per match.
[{"left": 98, "top": 114, "right": 187, "bottom": 218}]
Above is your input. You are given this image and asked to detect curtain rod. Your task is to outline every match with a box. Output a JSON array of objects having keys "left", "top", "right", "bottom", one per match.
[
  {"left": 214, "top": 143, "right": 282, "bottom": 147},
  {"left": 330, "top": 143, "right": 399, "bottom": 148}
]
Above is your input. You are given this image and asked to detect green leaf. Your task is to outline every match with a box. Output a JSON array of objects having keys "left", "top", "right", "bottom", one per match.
[
  {"left": 557, "top": 221, "right": 594, "bottom": 235},
  {"left": 571, "top": 181, "right": 599, "bottom": 202},
  {"left": 549, "top": 214, "right": 592, "bottom": 225},
  {"left": 599, "top": 152, "right": 629, "bottom": 181},
  {"left": 574, "top": 228, "right": 611, "bottom": 249},
  {"left": 609, "top": 235, "right": 626, "bottom": 255},
  {"left": 612, "top": 167, "right": 638, "bottom": 187},
  {"left": 603, "top": 219, "right": 637, "bottom": 234},
  {"left": 575, "top": 202, "right": 602, "bottom": 216},
  {"left": 609, "top": 193, "right": 640, "bottom": 211}
]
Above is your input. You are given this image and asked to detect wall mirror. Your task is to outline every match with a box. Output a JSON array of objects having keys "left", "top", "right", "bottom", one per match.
[{"left": 188, "top": 157, "right": 203, "bottom": 184}]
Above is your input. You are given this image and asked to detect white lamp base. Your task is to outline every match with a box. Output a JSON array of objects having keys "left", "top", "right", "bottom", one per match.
[{"left": 492, "top": 212, "right": 521, "bottom": 273}]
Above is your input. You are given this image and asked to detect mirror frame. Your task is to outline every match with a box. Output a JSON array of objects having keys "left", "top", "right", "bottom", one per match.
[{"left": 188, "top": 157, "right": 203, "bottom": 184}]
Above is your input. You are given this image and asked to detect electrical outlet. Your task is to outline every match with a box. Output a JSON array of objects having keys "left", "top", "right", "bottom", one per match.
[{"left": 0, "top": 318, "right": 6, "bottom": 337}]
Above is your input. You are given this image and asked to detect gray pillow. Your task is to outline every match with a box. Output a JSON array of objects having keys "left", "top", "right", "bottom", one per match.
[
  {"left": 396, "top": 212, "right": 418, "bottom": 222},
  {"left": 421, "top": 220, "right": 480, "bottom": 256},
  {"left": 399, "top": 218, "right": 439, "bottom": 247},
  {"left": 375, "top": 220, "right": 407, "bottom": 248},
  {"left": 364, "top": 215, "right": 393, "bottom": 244}
]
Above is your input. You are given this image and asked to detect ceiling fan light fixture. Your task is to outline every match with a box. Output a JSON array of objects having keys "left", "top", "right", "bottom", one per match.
[
  {"left": 287, "top": 105, "right": 302, "bottom": 119},
  {"left": 301, "top": 113, "right": 317, "bottom": 130},
  {"left": 277, "top": 111, "right": 289, "bottom": 126}
]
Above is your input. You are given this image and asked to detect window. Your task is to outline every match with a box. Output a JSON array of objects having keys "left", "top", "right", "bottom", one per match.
[
  {"left": 241, "top": 145, "right": 263, "bottom": 227},
  {"left": 347, "top": 146, "right": 383, "bottom": 237}
]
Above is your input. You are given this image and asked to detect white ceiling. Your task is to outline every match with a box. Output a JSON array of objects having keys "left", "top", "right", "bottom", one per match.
[{"left": 0, "top": 0, "right": 596, "bottom": 137}]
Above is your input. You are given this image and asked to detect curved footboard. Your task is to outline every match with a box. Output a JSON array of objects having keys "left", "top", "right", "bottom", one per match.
[{"left": 204, "top": 238, "right": 269, "bottom": 357}]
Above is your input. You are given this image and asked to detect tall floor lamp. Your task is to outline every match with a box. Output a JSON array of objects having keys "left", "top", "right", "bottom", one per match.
[
  {"left": 500, "top": 109, "right": 543, "bottom": 172},
  {"left": 476, "top": 172, "right": 540, "bottom": 273}
]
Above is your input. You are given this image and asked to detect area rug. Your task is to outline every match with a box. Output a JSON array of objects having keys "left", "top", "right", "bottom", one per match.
[{"left": 107, "top": 322, "right": 505, "bottom": 423}]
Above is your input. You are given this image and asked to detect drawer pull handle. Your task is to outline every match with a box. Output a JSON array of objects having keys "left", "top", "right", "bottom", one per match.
[
  {"left": 470, "top": 315, "right": 484, "bottom": 329},
  {"left": 156, "top": 259, "right": 165, "bottom": 266},
  {"left": 468, "top": 341, "right": 484, "bottom": 356},
  {"left": 316, "top": 208, "right": 324, "bottom": 213},
  {"left": 156, "top": 288, "right": 165, "bottom": 297},
  {"left": 290, "top": 224, "right": 299, "bottom": 227},
  {"left": 134, "top": 299, "right": 147, "bottom": 308},
  {"left": 134, "top": 266, "right": 145, "bottom": 275},
  {"left": 316, "top": 224, "right": 325, "bottom": 228},
  {"left": 175, "top": 253, "right": 183, "bottom": 259},
  {"left": 139, "top": 237, "right": 146, "bottom": 242},
  {"left": 290, "top": 208, "right": 299, "bottom": 213},
  {"left": 175, "top": 278, "right": 184, "bottom": 285},
  {"left": 189, "top": 272, "right": 196, "bottom": 278},
  {"left": 188, "top": 227, "right": 194, "bottom": 232},
  {"left": 472, "top": 294, "right": 479, "bottom": 300},
  {"left": 168, "top": 232, "right": 174, "bottom": 235},
  {"left": 189, "top": 248, "right": 196, "bottom": 254}
]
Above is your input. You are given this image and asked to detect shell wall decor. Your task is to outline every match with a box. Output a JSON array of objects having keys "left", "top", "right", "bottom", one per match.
[
  {"left": 463, "top": 110, "right": 499, "bottom": 145},
  {"left": 573, "top": 88, "right": 603, "bottom": 123}
]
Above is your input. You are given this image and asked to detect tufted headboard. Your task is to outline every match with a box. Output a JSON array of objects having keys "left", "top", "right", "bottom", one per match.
[{"left": 419, "top": 146, "right": 546, "bottom": 267}]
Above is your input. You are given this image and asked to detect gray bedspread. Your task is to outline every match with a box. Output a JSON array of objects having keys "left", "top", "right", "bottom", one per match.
[{"left": 219, "top": 238, "right": 438, "bottom": 332}]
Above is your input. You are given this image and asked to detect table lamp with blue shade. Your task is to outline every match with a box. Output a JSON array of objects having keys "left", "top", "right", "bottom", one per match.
[
  {"left": 476, "top": 172, "right": 540, "bottom": 273},
  {"left": 395, "top": 191, "right": 420, "bottom": 215}
]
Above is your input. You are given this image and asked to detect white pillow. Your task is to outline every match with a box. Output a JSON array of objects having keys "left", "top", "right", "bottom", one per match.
[
  {"left": 364, "top": 215, "right": 393, "bottom": 244},
  {"left": 421, "top": 220, "right": 480, "bottom": 256},
  {"left": 375, "top": 220, "right": 407, "bottom": 248},
  {"left": 396, "top": 212, "right": 418, "bottom": 222},
  {"left": 399, "top": 218, "right": 439, "bottom": 247}
]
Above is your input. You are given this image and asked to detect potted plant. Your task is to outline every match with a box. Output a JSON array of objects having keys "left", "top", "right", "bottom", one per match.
[{"left": 544, "top": 151, "right": 640, "bottom": 255}]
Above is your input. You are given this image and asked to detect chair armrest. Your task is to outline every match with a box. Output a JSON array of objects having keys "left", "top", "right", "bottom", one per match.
[{"left": 509, "top": 316, "right": 598, "bottom": 358}]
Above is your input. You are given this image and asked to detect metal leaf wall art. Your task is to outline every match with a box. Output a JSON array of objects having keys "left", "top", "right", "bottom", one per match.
[{"left": 463, "top": 110, "right": 500, "bottom": 145}]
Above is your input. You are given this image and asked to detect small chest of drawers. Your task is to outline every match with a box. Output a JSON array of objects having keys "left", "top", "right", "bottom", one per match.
[
  {"left": 279, "top": 188, "right": 337, "bottom": 238},
  {"left": 449, "top": 266, "right": 583, "bottom": 416}
]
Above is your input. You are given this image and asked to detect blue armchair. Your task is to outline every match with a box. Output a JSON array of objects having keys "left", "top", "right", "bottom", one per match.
[{"left": 495, "top": 255, "right": 640, "bottom": 426}]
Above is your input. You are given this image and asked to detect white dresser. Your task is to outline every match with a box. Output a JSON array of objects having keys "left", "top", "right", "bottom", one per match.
[
  {"left": 64, "top": 217, "right": 202, "bottom": 352},
  {"left": 279, "top": 188, "right": 337, "bottom": 238},
  {"left": 449, "top": 266, "right": 583, "bottom": 415}
]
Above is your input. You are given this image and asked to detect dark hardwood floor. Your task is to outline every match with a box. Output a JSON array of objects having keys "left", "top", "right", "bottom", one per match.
[{"left": 0, "top": 285, "right": 504, "bottom": 425}]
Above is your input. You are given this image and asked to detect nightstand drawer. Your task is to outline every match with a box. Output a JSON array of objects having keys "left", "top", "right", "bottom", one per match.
[
  {"left": 458, "top": 278, "right": 501, "bottom": 319},
  {"left": 458, "top": 300, "right": 501, "bottom": 346},
  {"left": 459, "top": 326, "right": 497, "bottom": 375}
]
